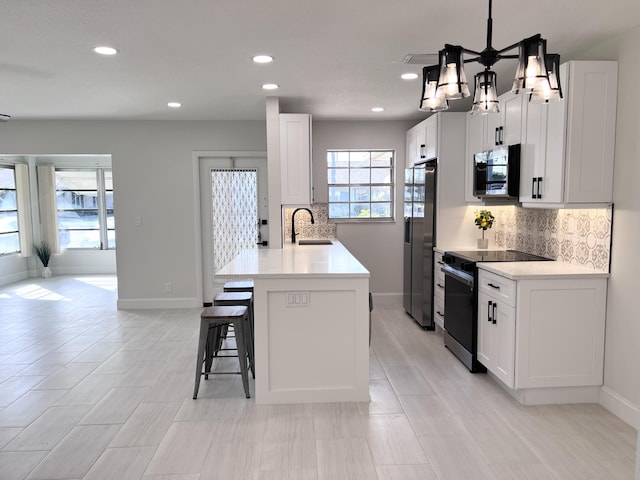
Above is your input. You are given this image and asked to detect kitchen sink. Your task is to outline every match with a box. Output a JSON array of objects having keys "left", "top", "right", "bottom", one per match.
[{"left": 298, "top": 239, "right": 333, "bottom": 245}]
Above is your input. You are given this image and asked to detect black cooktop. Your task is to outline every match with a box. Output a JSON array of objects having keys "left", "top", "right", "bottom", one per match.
[{"left": 445, "top": 249, "right": 551, "bottom": 264}]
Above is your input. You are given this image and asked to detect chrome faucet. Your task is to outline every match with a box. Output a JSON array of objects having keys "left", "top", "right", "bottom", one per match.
[{"left": 291, "top": 208, "right": 315, "bottom": 244}]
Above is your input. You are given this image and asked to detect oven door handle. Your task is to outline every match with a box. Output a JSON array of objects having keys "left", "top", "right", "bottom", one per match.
[{"left": 442, "top": 264, "right": 474, "bottom": 287}]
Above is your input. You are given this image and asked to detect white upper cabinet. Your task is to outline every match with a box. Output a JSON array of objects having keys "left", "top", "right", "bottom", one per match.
[
  {"left": 424, "top": 115, "right": 438, "bottom": 159},
  {"left": 520, "top": 61, "right": 618, "bottom": 207},
  {"left": 405, "top": 115, "right": 438, "bottom": 167},
  {"left": 464, "top": 92, "right": 526, "bottom": 203},
  {"left": 485, "top": 91, "right": 527, "bottom": 148},
  {"left": 464, "top": 112, "right": 485, "bottom": 203},
  {"left": 405, "top": 122, "right": 420, "bottom": 167},
  {"left": 280, "top": 113, "right": 312, "bottom": 205}
]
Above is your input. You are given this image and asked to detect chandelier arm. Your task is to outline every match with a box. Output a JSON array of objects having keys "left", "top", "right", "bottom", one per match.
[
  {"left": 462, "top": 47, "right": 483, "bottom": 57},
  {"left": 496, "top": 40, "right": 524, "bottom": 55},
  {"left": 463, "top": 57, "right": 482, "bottom": 64},
  {"left": 496, "top": 54, "right": 519, "bottom": 60}
]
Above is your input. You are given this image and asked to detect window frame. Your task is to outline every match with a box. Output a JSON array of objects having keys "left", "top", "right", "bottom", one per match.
[
  {"left": 55, "top": 167, "right": 115, "bottom": 250},
  {"left": 326, "top": 149, "right": 395, "bottom": 222},
  {"left": 0, "top": 165, "right": 19, "bottom": 255}
]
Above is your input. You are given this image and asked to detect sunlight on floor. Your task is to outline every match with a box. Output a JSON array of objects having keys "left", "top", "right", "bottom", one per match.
[
  {"left": 9, "top": 284, "right": 70, "bottom": 301},
  {"left": 74, "top": 276, "right": 118, "bottom": 292}
]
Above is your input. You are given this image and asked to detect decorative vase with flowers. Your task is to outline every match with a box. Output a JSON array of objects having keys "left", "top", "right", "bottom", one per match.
[
  {"left": 474, "top": 209, "right": 494, "bottom": 249},
  {"left": 34, "top": 242, "right": 52, "bottom": 278}
]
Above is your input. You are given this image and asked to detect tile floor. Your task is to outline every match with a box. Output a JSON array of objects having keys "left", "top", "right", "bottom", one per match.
[{"left": 0, "top": 275, "right": 636, "bottom": 479}]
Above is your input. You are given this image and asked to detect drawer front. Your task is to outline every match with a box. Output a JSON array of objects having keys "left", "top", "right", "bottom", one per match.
[
  {"left": 434, "top": 294, "right": 445, "bottom": 329},
  {"left": 434, "top": 252, "right": 446, "bottom": 291},
  {"left": 478, "top": 269, "right": 516, "bottom": 307}
]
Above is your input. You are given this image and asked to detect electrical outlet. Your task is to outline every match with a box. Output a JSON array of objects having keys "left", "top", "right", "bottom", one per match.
[
  {"left": 135, "top": 216, "right": 142, "bottom": 226},
  {"left": 286, "top": 291, "right": 309, "bottom": 307},
  {"left": 164, "top": 282, "right": 172, "bottom": 293}
]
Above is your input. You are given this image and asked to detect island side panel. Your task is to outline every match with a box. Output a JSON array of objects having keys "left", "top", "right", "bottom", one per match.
[{"left": 254, "top": 276, "right": 370, "bottom": 404}]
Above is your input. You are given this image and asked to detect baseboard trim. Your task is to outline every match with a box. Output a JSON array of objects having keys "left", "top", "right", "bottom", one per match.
[
  {"left": 117, "top": 297, "right": 199, "bottom": 310},
  {"left": 599, "top": 386, "right": 639, "bottom": 429},
  {"left": 0, "top": 271, "right": 29, "bottom": 287}
]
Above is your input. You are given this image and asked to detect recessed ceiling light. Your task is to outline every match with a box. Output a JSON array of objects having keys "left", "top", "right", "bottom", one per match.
[
  {"left": 401, "top": 73, "right": 419, "bottom": 80},
  {"left": 167, "top": 102, "right": 182, "bottom": 108},
  {"left": 371, "top": 107, "right": 384, "bottom": 112},
  {"left": 262, "top": 83, "right": 279, "bottom": 90},
  {"left": 253, "top": 55, "right": 274, "bottom": 64},
  {"left": 93, "top": 46, "right": 118, "bottom": 56}
]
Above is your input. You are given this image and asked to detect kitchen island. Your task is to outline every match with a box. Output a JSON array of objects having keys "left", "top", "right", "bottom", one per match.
[{"left": 216, "top": 240, "right": 370, "bottom": 404}]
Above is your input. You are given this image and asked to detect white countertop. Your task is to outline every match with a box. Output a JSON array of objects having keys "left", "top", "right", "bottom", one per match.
[
  {"left": 215, "top": 240, "right": 370, "bottom": 279},
  {"left": 478, "top": 261, "right": 610, "bottom": 280}
]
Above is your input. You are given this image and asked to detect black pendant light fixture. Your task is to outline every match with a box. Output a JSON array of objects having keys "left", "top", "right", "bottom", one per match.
[{"left": 419, "top": 0, "right": 562, "bottom": 114}]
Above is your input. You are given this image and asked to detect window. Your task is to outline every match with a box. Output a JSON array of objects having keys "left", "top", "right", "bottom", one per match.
[
  {"left": 55, "top": 169, "right": 115, "bottom": 249},
  {"left": 0, "top": 166, "right": 19, "bottom": 254},
  {"left": 327, "top": 150, "right": 394, "bottom": 220}
]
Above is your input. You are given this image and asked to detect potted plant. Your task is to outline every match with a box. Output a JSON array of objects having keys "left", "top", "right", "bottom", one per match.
[
  {"left": 474, "top": 209, "right": 494, "bottom": 249},
  {"left": 34, "top": 242, "right": 52, "bottom": 278}
]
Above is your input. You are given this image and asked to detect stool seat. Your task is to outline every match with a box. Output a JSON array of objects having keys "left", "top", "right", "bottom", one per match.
[
  {"left": 202, "top": 305, "right": 247, "bottom": 318},
  {"left": 223, "top": 280, "right": 254, "bottom": 292},
  {"left": 193, "top": 305, "right": 250, "bottom": 399},
  {"left": 215, "top": 291, "right": 252, "bottom": 302}
]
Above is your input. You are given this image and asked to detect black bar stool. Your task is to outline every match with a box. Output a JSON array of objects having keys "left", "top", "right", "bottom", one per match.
[
  {"left": 213, "top": 291, "right": 255, "bottom": 378},
  {"left": 193, "top": 305, "right": 250, "bottom": 399}
]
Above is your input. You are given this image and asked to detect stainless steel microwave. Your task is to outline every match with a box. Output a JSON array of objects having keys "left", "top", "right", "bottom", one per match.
[{"left": 473, "top": 144, "right": 521, "bottom": 199}]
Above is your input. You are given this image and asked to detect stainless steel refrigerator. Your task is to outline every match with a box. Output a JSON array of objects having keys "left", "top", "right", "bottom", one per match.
[{"left": 403, "top": 159, "right": 436, "bottom": 330}]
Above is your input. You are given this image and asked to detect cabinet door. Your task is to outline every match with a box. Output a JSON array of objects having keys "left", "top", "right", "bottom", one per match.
[
  {"left": 501, "top": 92, "right": 526, "bottom": 146},
  {"left": 493, "top": 300, "right": 515, "bottom": 388},
  {"left": 280, "top": 114, "right": 311, "bottom": 205},
  {"left": 478, "top": 292, "right": 515, "bottom": 388},
  {"left": 477, "top": 292, "right": 495, "bottom": 370},
  {"left": 416, "top": 122, "right": 427, "bottom": 162},
  {"left": 406, "top": 126, "right": 418, "bottom": 167},
  {"left": 425, "top": 115, "right": 438, "bottom": 159},
  {"left": 521, "top": 100, "right": 564, "bottom": 204},
  {"left": 562, "top": 61, "right": 617, "bottom": 204},
  {"left": 465, "top": 113, "right": 484, "bottom": 203},
  {"left": 485, "top": 108, "right": 501, "bottom": 147}
]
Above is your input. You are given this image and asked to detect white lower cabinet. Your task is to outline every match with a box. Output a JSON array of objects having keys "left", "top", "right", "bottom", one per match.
[
  {"left": 477, "top": 268, "right": 607, "bottom": 403},
  {"left": 477, "top": 291, "right": 516, "bottom": 388}
]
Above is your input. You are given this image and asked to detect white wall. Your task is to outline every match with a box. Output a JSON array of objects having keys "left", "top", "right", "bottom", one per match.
[
  {"left": 574, "top": 26, "right": 640, "bottom": 430},
  {"left": 311, "top": 120, "right": 413, "bottom": 295},
  {"left": 0, "top": 120, "right": 267, "bottom": 307}
]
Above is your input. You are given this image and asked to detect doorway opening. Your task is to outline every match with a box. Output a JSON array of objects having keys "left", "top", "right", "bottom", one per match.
[{"left": 199, "top": 155, "right": 267, "bottom": 303}]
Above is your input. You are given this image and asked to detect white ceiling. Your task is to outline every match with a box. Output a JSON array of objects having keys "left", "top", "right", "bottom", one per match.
[{"left": 1, "top": 0, "right": 639, "bottom": 122}]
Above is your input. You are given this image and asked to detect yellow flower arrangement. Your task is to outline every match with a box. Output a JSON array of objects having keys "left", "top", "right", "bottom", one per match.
[{"left": 474, "top": 209, "right": 494, "bottom": 231}]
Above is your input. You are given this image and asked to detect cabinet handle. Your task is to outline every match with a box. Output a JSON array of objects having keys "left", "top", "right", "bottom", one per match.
[
  {"left": 487, "top": 300, "right": 493, "bottom": 322},
  {"left": 420, "top": 144, "right": 426, "bottom": 159},
  {"left": 436, "top": 310, "right": 445, "bottom": 317},
  {"left": 436, "top": 283, "right": 445, "bottom": 289},
  {"left": 499, "top": 126, "right": 504, "bottom": 145},
  {"left": 437, "top": 261, "right": 444, "bottom": 266},
  {"left": 536, "top": 177, "right": 543, "bottom": 199},
  {"left": 492, "top": 302, "right": 497, "bottom": 324},
  {"left": 487, "top": 282, "right": 500, "bottom": 290},
  {"left": 494, "top": 128, "right": 499, "bottom": 146}
]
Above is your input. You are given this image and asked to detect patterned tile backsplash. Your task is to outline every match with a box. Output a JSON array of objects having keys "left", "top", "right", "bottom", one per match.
[
  {"left": 283, "top": 204, "right": 337, "bottom": 243},
  {"left": 489, "top": 206, "right": 612, "bottom": 272}
]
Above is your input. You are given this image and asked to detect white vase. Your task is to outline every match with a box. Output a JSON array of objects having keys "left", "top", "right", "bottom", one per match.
[
  {"left": 477, "top": 238, "right": 488, "bottom": 249},
  {"left": 42, "top": 266, "right": 52, "bottom": 278}
]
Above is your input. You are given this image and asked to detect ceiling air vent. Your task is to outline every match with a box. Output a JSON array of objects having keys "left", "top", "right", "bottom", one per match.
[{"left": 402, "top": 54, "right": 439, "bottom": 65}]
